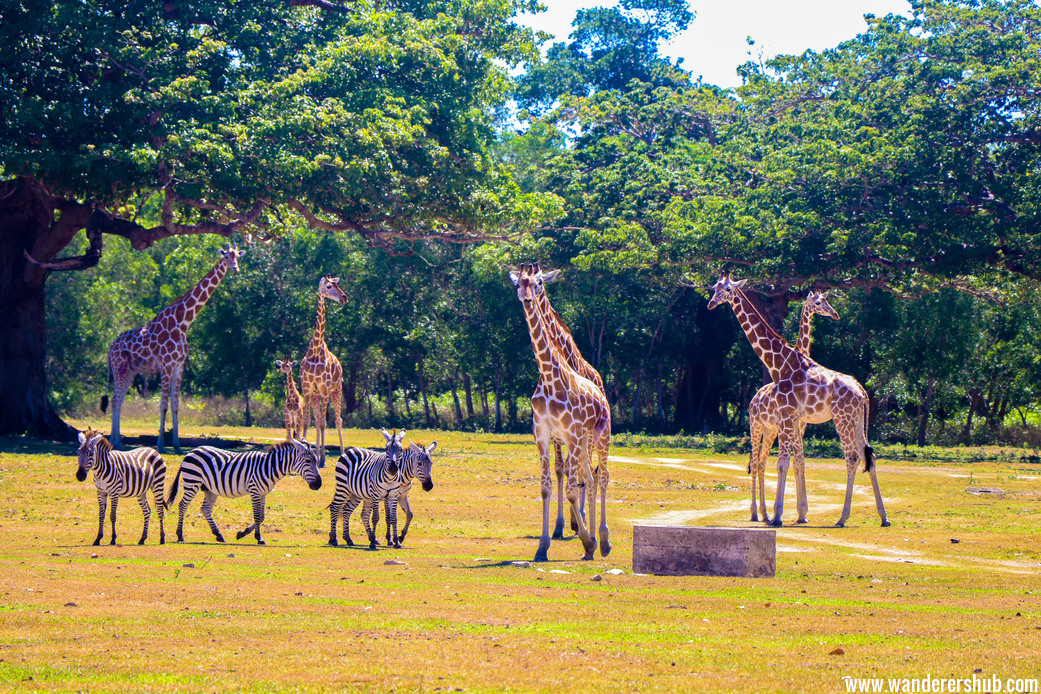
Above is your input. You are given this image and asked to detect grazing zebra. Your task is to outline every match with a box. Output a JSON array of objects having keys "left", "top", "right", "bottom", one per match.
[
  {"left": 74, "top": 429, "right": 167, "bottom": 546},
  {"left": 327, "top": 429, "right": 407, "bottom": 549},
  {"left": 372, "top": 441, "right": 437, "bottom": 546},
  {"left": 167, "top": 438, "right": 321, "bottom": 545}
]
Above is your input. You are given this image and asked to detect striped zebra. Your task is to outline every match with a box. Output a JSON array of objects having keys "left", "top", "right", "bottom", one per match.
[
  {"left": 75, "top": 429, "right": 167, "bottom": 546},
  {"left": 166, "top": 438, "right": 321, "bottom": 545},
  {"left": 372, "top": 441, "right": 437, "bottom": 546},
  {"left": 327, "top": 428, "right": 407, "bottom": 549}
]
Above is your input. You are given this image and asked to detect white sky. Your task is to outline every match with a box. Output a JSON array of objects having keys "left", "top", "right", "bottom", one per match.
[{"left": 516, "top": 0, "right": 913, "bottom": 88}]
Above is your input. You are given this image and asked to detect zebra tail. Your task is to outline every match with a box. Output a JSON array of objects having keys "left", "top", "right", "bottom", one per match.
[{"left": 165, "top": 468, "right": 182, "bottom": 511}]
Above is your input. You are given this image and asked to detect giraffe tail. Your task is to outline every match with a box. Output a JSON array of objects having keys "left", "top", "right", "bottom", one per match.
[
  {"left": 100, "top": 353, "right": 110, "bottom": 413},
  {"left": 861, "top": 398, "right": 874, "bottom": 473}
]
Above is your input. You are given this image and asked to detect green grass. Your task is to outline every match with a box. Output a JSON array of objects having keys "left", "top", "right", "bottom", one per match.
[{"left": 1, "top": 420, "right": 1040, "bottom": 692}]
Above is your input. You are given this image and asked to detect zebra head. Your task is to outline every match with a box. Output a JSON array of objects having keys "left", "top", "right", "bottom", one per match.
[
  {"left": 75, "top": 429, "right": 103, "bottom": 481},
  {"left": 381, "top": 428, "right": 406, "bottom": 472},
  {"left": 408, "top": 441, "right": 437, "bottom": 492},
  {"left": 290, "top": 438, "right": 323, "bottom": 490}
]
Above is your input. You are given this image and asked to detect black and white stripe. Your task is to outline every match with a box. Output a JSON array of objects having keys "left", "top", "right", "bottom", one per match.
[
  {"left": 166, "top": 438, "right": 321, "bottom": 545},
  {"left": 328, "top": 429, "right": 406, "bottom": 549},
  {"left": 373, "top": 441, "right": 437, "bottom": 546},
  {"left": 75, "top": 430, "right": 166, "bottom": 546}
]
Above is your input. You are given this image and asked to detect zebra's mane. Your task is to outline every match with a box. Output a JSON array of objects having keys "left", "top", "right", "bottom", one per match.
[
  {"left": 264, "top": 440, "right": 296, "bottom": 454},
  {"left": 93, "top": 434, "right": 114, "bottom": 453}
]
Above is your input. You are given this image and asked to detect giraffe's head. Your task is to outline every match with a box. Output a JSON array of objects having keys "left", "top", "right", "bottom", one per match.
[
  {"left": 529, "top": 262, "right": 562, "bottom": 301},
  {"left": 381, "top": 427, "right": 407, "bottom": 469},
  {"left": 707, "top": 272, "right": 747, "bottom": 310},
  {"left": 805, "top": 290, "right": 839, "bottom": 320},
  {"left": 318, "top": 275, "right": 348, "bottom": 306},
  {"left": 75, "top": 428, "right": 104, "bottom": 481},
  {"left": 275, "top": 358, "right": 299, "bottom": 376},
  {"left": 509, "top": 263, "right": 546, "bottom": 305},
  {"left": 219, "top": 244, "right": 245, "bottom": 274}
]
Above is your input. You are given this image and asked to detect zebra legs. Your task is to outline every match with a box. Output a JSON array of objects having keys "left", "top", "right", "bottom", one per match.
[
  {"left": 194, "top": 490, "right": 224, "bottom": 543},
  {"left": 235, "top": 492, "right": 267, "bottom": 544},
  {"left": 328, "top": 497, "right": 345, "bottom": 546},
  {"left": 108, "top": 496, "right": 119, "bottom": 545},
  {"left": 392, "top": 494, "right": 413, "bottom": 545},
  {"left": 93, "top": 490, "right": 108, "bottom": 546},
  {"left": 136, "top": 494, "right": 151, "bottom": 545},
  {"left": 362, "top": 497, "right": 398, "bottom": 549},
  {"left": 341, "top": 496, "right": 362, "bottom": 547}
]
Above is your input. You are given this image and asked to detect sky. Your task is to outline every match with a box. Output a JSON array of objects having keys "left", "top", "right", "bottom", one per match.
[{"left": 516, "top": 0, "right": 913, "bottom": 88}]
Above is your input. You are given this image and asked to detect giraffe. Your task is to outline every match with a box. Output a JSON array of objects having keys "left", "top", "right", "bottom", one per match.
[
  {"left": 747, "top": 290, "right": 838, "bottom": 523},
  {"left": 299, "top": 275, "right": 347, "bottom": 466},
  {"left": 275, "top": 358, "right": 304, "bottom": 441},
  {"left": 707, "top": 272, "right": 889, "bottom": 527},
  {"left": 510, "top": 263, "right": 612, "bottom": 561},
  {"left": 105, "top": 244, "right": 244, "bottom": 453},
  {"left": 529, "top": 263, "right": 605, "bottom": 540}
]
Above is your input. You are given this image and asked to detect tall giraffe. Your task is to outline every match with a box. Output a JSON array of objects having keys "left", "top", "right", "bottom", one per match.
[
  {"left": 708, "top": 273, "right": 889, "bottom": 527},
  {"left": 529, "top": 263, "right": 605, "bottom": 540},
  {"left": 299, "top": 275, "right": 347, "bottom": 466},
  {"left": 511, "top": 263, "right": 611, "bottom": 561},
  {"left": 105, "top": 244, "right": 244, "bottom": 453},
  {"left": 747, "top": 290, "right": 838, "bottom": 523}
]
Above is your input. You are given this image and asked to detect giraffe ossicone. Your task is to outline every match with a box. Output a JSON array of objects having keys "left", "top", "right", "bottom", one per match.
[{"left": 105, "top": 243, "right": 245, "bottom": 453}]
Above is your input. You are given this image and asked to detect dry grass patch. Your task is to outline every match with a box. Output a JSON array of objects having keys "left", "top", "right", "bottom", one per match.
[{"left": 1, "top": 423, "right": 1039, "bottom": 692}]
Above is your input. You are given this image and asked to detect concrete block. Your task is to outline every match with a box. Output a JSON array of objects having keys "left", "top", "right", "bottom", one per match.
[{"left": 632, "top": 526, "right": 776, "bottom": 578}]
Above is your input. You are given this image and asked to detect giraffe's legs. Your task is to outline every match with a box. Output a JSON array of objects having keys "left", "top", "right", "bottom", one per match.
[
  {"left": 866, "top": 454, "right": 891, "bottom": 527},
  {"left": 169, "top": 363, "right": 185, "bottom": 454},
  {"left": 314, "top": 395, "right": 328, "bottom": 467},
  {"left": 552, "top": 443, "right": 567, "bottom": 539},
  {"left": 109, "top": 364, "right": 133, "bottom": 450},
  {"left": 759, "top": 427, "right": 777, "bottom": 524},
  {"left": 568, "top": 435, "right": 597, "bottom": 561},
  {"left": 533, "top": 433, "right": 554, "bottom": 562},
  {"left": 771, "top": 426, "right": 800, "bottom": 527},
  {"left": 158, "top": 368, "right": 172, "bottom": 453},
  {"left": 595, "top": 431, "right": 611, "bottom": 558},
  {"left": 330, "top": 388, "right": 344, "bottom": 459},
  {"left": 795, "top": 422, "right": 809, "bottom": 524},
  {"left": 749, "top": 416, "right": 763, "bottom": 522}
]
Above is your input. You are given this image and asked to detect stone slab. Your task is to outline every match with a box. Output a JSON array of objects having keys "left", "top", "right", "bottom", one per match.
[{"left": 632, "top": 526, "right": 776, "bottom": 578}]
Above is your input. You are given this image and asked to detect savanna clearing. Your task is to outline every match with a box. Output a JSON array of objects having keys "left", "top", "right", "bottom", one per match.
[{"left": 1, "top": 422, "right": 1039, "bottom": 693}]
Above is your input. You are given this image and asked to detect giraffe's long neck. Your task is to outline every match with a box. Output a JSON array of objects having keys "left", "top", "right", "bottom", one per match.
[
  {"left": 731, "top": 288, "right": 801, "bottom": 382},
  {"left": 796, "top": 302, "right": 815, "bottom": 357},
  {"left": 535, "top": 292, "right": 580, "bottom": 366},
  {"left": 309, "top": 295, "right": 327, "bottom": 352},
  {"left": 162, "top": 261, "right": 229, "bottom": 331},
  {"left": 522, "top": 299, "right": 565, "bottom": 387},
  {"left": 285, "top": 372, "right": 300, "bottom": 399}
]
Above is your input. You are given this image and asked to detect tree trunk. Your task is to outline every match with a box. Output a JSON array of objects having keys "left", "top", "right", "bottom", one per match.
[
  {"left": 916, "top": 377, "right": 935, "bottom": 447},
  {"left": 244, "top": 387, "right": 253, "bottom": 427},
  {"left": 0, "top": 179, "right": 86, "bottom": 441},
  {"left": 417, "top": 355, "right": 431, "bottom": 427},
  {"left": 451, "top": 367, "right": 463, "bottom": 425},
  {"left": 493, "top": 374, "right": 502, "bottom": 431},
  {"left": 463, "top": 372, "right": 474, "bottom": 420}
]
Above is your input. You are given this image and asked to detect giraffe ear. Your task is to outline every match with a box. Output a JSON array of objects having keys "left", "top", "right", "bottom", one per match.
[
  {"left": 542, "top": 269, "right": 562, "bottom": 283},
  {"left": 733, "top": 279, "right": 747, "bottom": 288},
  {"left": 291, "top": 361, "right": 298, "bottom": 367},
  {"left": 508, "top": 270, "right": 521, "bottom": 286},
  {"left": 275, "top": 360, "right": 283, "bottom": 368}
]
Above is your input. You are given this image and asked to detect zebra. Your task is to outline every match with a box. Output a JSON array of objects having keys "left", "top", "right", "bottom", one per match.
[
  {"left": 371, "top": 440, "right": 437, "bottom": 546},
  {"left": 74, "top": 428, "right": 167, "bottom": 546},
  {"left": 166, "top": 438, "right": 322, "bottom": 545},
  {"left": 327, "top": 428, "right": 408, "bottom": 549}
]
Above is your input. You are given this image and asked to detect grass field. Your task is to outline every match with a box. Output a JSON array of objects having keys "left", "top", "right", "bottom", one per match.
[{"left": 1, "top": 420, "right": 1040, "bottom": 693}]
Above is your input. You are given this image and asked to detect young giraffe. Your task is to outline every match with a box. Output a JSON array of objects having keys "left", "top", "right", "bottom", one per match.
[
  {"left": 747, "top": 290, "right": 838, "bottom": 523},
  {"left": 105, "top": 244, "right": 244, "bottom": 452},
  {"left": 529, "top": 263, "right": 605, "bottom": 540},
  {"left": 275, "top": 358, "right": 304, "bottom": 440},
  {"left": 511, "top": 263, "right": 612, "bottom": 561},
  {"left": 708, "top": 272, "right": 889, "bottom": 527},
  {"left": 299, "top": 275, "right": 348, "bottom": 466}
]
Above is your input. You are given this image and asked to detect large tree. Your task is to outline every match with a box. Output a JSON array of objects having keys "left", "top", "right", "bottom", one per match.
[{"left": 0, "top": 0, "right": 551, "bottom": 439}]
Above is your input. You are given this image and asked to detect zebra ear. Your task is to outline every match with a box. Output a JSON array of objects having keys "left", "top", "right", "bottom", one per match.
[
  {"left": 381, "top": 428, "right": 392, "bottom": 444},
  {"left": 397, "top": 429, "right": 407, "bottom": 443},
  {"left": 427, "top": 441, "right": 437, "bottom": 454},
  {"left": 78, "top": 431, "right": 86, "bottom": 444}
]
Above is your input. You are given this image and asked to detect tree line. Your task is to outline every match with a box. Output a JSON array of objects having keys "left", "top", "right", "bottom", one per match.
[{"left": 4, "top": 0, "right": 1041, "bottom": 446}]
